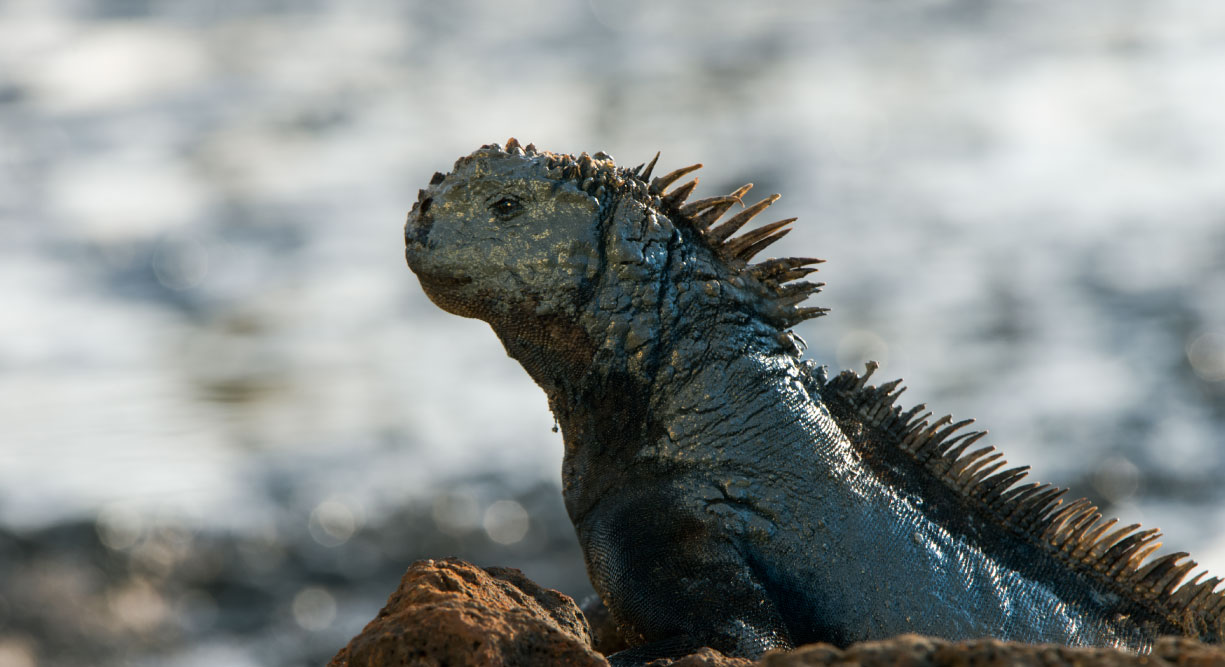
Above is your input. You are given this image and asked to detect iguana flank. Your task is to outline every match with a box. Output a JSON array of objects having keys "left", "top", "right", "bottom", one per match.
[{"left": 402, "top": 139, "right": 1225, "bottom": 662}]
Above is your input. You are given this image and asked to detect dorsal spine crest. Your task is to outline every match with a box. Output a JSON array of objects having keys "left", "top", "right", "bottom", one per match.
[{"left": 820, "top": 363, "right": 1225, "bottom": 640}]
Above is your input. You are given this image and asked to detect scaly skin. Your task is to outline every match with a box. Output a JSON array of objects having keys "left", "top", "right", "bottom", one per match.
[{"left": 403, "top": 140, "right": 1225, "bottom": 662}]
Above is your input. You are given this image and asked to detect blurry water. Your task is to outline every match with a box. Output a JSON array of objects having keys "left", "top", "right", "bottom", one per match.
[{"left": 2, "top": 1, "right": 1225, "bottom": 664}]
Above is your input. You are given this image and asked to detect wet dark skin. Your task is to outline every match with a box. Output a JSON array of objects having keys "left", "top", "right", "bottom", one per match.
[{"left": 404, "top": 140, "right": 1224, "bottom": 663}]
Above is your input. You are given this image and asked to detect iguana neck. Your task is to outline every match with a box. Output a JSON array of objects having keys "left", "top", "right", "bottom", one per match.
[
  {"left": 491, "top": 309, "right": 598, "bottom": 400},
  {"left": 550, "top": 302, "right": 805, "bottom": 525}
]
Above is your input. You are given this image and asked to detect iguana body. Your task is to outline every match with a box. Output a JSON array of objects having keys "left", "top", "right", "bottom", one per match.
[{"left": 403, "top": 140, "right": 1225, "bottom": 661}]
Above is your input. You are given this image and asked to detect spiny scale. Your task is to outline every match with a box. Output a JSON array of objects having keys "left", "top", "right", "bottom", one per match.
[
  {"left": 661, "top": 179, "right": 699, "bottom": 209},
  {"left": 694, "top": 185, "right": 755, "bottom": 229},
  {"left": 649, "top": 163, "right": 702, "bottom": 195},
  {"left": 707, "top": 194, "right": 782, "bottom": 245},
  {"left": 679, "top": 195, "right": 741, "bottom": 220},
  {"left": 630, "top": 156, "right": 826, "bottom": 325},
  {"left": 822, "top": 361, "right": 1225, "bottom": 638},
  {"left": 640, "top": 152, "right": 660, "bottom": 180},
  {"left": 726, "top": 218, "right": 797, "bottom": 260},
  {"left": 750, "top": 257, "right": 825, "bottom": 283},
  {"left": 488, "top": 140, "right": 829, "bottom": 329}
]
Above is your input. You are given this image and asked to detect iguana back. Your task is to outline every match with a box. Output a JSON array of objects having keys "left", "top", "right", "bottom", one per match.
[{"left": 403, "top": 140, "right": 1225, "bottom": 661}]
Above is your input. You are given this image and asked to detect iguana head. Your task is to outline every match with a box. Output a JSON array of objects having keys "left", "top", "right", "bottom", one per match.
[
  {"left": 404, "top": 143, "right": 605, "bottom": 324},
  {"left": 405, "top": 139, "right": 828, "bottom": 390}
]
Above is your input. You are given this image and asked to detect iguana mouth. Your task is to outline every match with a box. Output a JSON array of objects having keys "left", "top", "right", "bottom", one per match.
[{"left": 421, "top": 273, "right": 472, "bottom": 290}]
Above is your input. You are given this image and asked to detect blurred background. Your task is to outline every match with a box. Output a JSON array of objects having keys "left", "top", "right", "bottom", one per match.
[{"left": 2, "top": 0, "right": 1224, "bottom": 665}]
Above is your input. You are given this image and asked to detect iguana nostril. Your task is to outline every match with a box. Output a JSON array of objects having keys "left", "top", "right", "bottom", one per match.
[{"left": 406, "top": 197, "right": 434, "bottom": 247}]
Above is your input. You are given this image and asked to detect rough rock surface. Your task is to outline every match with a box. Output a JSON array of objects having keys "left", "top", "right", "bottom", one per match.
[
  {"left": 762, "top": 634, "right": 1225, "bottom": 666},
  {"left": 583, "top": 594, "right": 632, "bottom": 656},
  {"left": 647, "top": 635, "right": 1225, "bottom": 666},
  {"left": 328, "top": 557, "right": 606, "bottom": 666}
]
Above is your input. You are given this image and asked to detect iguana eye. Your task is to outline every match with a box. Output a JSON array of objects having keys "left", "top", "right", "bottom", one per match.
[{"left": 490, "top": 196, "right": 524, "bottom": 220}]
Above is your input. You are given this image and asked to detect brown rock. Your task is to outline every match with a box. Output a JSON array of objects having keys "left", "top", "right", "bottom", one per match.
[
  {"left": 648, "top": 646, "right": 755, "bottom": 666},
  {"left": 758, "top": 633, "right": 1225, "bottom": 667},
  {"left": 328, "top": 557, "right": 607, "bottom": 667},
  {"left": 582, "top": 594, "right": 633, "bottom": 656},
  {"left": 1155, "top": 636, "right": 1225, "bottom": 667}
]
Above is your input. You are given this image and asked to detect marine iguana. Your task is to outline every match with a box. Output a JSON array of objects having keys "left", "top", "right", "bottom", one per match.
[{"left": 402, "top": 139, "right": 1225, "bottom": 661}]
